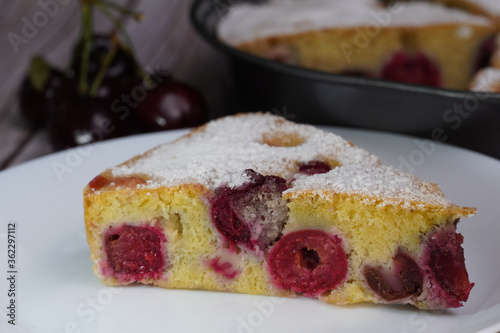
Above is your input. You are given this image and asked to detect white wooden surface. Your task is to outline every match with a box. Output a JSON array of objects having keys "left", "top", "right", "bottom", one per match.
[{"left": 0, "top": 0, "right": 232, "bottom": 170}]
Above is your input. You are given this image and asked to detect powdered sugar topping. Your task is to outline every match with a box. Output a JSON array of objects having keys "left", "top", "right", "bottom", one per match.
[
  {"left": 111, "top": 113, "right": 379, "bottom": 189},
  {"left": 470, "top": 67, "right": 500, "bottom": 92},
  {"left": 468, "top": 0, "right": 500, "bottom": 15},
  {"left": 106, "top": 113, "right": 463, "bottom": 209},
  {"left": 287, "top": 164, "right": 453, "bottom": 209}
]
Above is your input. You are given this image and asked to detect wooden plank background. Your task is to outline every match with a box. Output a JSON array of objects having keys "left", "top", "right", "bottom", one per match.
[{"left": 0, "top": 0, "right": 232, "bottom": 170}]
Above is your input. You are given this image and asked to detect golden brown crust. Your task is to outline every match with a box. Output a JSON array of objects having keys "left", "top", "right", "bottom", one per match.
[{"left": 283, "top": 188, "right": 476, "bottom": 217}]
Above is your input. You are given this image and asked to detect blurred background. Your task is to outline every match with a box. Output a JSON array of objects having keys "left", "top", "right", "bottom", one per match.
[
  {"left": 2, "top": 0, "right": 500, "bottom": 171},
  {"left": 0, "top": 0, "right": 233, "bottom": 170}
]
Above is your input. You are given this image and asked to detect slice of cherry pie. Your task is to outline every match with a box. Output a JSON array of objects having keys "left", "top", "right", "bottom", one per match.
[{"left": 84, "top": 113, "right": 475, "bottom": 309}]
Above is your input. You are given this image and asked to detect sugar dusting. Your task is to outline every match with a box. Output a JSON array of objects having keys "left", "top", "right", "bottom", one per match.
[
  {"left": 218, "top": 0, "right": 491, "bottom": 45},
  {"left": 470, "top": 0, "right": 500, "bottom": 15},
  {"left": 469, "top": 67, "right": 500, "bottom": 92},
  {"left": 111, "top": 113, "right": 378, "bottom": 189},
  {"left": 288, "top": 164, "right": 453, "bottom": 208},
  {"left": 109, "top": 113, "right": 457, "bottom": 209}
]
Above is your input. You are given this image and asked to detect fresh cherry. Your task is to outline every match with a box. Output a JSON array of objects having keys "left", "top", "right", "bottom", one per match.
[
  {"left": 267, "top": 229, "right": 348, "bottom": 297},
  {"left": 69, "top": 34, "right": 138, "bottom": 82},
  {"left": 93, "top": 76, "right": 136, "bottom": 101},
  {"left": 48, "top": 94, "right": 128, "bottom": 150},
  {"left": 135, "top": 78, "right": 208, "bottom": 131},
  {"left": 19, "top": 56, "right": 68, "bottom": 127},
  {"left": 69, "top": 34, "right": 140, "bottom": 101},
  {"left": 381, "top": 52, "right": 441, "bottom": 87}
]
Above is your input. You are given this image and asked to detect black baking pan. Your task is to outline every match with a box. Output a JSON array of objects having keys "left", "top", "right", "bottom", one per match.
[{"left": 190, "top": 0, "right": 500, "bottom": 159}]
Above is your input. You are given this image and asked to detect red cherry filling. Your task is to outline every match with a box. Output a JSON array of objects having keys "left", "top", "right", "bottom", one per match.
[
  {"left": 208, "top": 257, "right": 239, "bottom": 280},
  {"left": 210, "top": 169, "right": 289, "bottom": 251},
  {"left": 426, "top": 228, "right": 474, "bottom": 306},
  {"left": 363, "top": 249, "right": 423, "bottom": 301},
  {"left": 300, "top": 248, "right": 321, "bottom": 271},
  {"left": 88, "top": 175, "right": 147, "bottom": 191},
  {"left": 381, "top": 52, "right": 441, "bottom": 87},
  {"left": 298, "top": 160, "right": 332, "bottom": 175},
  {"left": 104, "top": 224, "right": 166, "bottom": 280},
  {"left": 267, "top": 229, "right": 348, "bottom": 297},
  {"left": 263, "top": 45, "right": 296, "bottom": 64}
]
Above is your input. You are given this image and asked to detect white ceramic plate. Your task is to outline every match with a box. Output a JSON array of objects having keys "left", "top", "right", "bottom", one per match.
[{"left": 1, "top": 127, "right": 500, "bottom": 333}]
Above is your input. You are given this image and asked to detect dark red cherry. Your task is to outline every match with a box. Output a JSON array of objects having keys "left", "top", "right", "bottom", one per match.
[
  {"left": 267, "top": 229, "right": 348, "bottom": 297},
  {"left": 426, "top": 229, "right": 474, "bottom": 306},
  {"left": 135, "top": 78, "right": 208, "bottom": 131},
  {"left": 381, "top": 52, "right": 441, "bottom": 87},
  {"left": 88, "top": 175, "right": 147, "bottom": 191},
  {"left": 363, "top": 249, "right": 423, "bottom": 301},
  {"left": 19, "top": 56, "right": 68, "bottom": 127},
  {"left": 211, "top": 196, "right": 252, "bottom": 248},
  {"left": 105, "top": 224, "right": 166, "bottom": 279},
  {"left": 69, "top": 34, "right": 138, "bottom": 82},
  {"left": 48, "top": 95, "right": 128, "bottom": 150},
  {"left": 210, "top": 169, "right": 288, "bottom": 251},
  {"left": 91, "top": 76, "right": 135, "bottom": 101},
  {"left": 69, "top": 34, "right": 140, "bottom": 102},
  {"left": 298, "top": 160, "right": 332, "bottom": 175}
]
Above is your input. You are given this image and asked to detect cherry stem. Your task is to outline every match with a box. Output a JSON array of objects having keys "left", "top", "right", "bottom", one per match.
[
  {"left": 79, "top": 1, "right": 93, "bottom": 95},
  {"left": 95, "top": 0, "right": 145, "bottom": 78},
  {"left": 89, "top": 41, "right": 117, "bottom": 97},
  {"left": 78, "top": 0, "right": 144, "bottom": 95},
  {"left": 95, "top": 1, "right": 136, "bottom": 56},
  {"left": 99, "top": 0, "right": 144, "bottom": 21},
  {"left": 28, "top": 55, "right": 51, "bottom": 93}
]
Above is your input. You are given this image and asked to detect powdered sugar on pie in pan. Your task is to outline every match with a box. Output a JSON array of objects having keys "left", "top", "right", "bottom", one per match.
[{"left": 218, "top": 0, "right": 491, "bottom": 45}]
